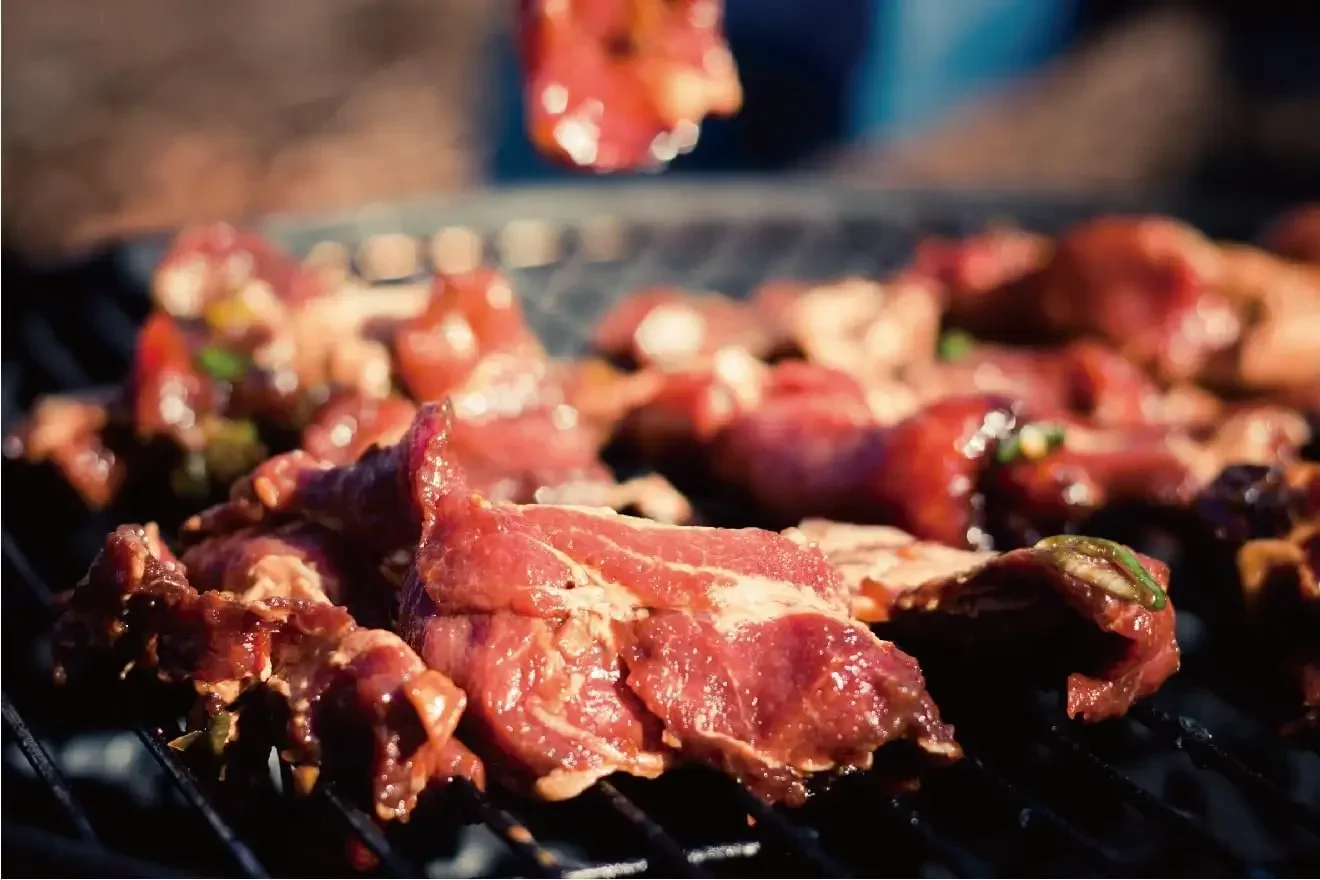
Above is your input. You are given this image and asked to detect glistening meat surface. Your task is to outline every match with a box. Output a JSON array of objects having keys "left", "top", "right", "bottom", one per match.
[
  {"left": 232, "top": 400, "right": 958, "bottom": 803},
  {"left": 786, "top": 521, "right": 1181, "bottom": 721},
  {"left": 55, "top": 525, "right": 479, "bottom": 820}
]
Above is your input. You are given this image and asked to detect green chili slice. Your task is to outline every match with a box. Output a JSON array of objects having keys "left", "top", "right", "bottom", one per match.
[
  {"left": 1034, "top": 535, "right": 1168, "bottom": 611},
  {"left": 195, "top": 345, "right": 249, "bottom": 382}
]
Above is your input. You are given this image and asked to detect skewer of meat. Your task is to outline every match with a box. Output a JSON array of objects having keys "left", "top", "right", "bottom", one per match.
[
  {"left": 785, "top": 521, "right": 1180, "bottom": 722},
  {"left": 184, "top": 401, "right": 961, "bottom": 804},
  {"left": 54, "top": 524, "right": 480, "bottom": 821}
]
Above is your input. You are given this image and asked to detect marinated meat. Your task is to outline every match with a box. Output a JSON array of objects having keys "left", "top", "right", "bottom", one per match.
[
  {"left": 787, "top": 521, "right": 1180, "bottom": 721},
  {"left": 55, "top": 525, "right": 478, "bottom": 820},
  {"left": 627, "top": 356, "right": 1309, "bottom": 547},
  {"left": 182, "top": 401, "right": 956, "bottom": 803},
  {"left": 302, "top": 393, "right": 419, "bottom": 467},
  {"left": 390, "top": 402, "right": 957, "bottom": 803},
  {"left": 989, "top": 407, "right": 1311, "bottom": 543},
  {"left": 592, "top": 287, "right": 776, "bottom": 369},
  {"left": 520, "top": 0, "right": 742, "bottom": 172},
  {"left": 905, "top": 340, "right": 1170, "bottom": 428},
  {"left": 152, "top": 224, "right": 322, "bottom": 318},
  {"left": 299, "top": 389, "right": 685, "bottom": 519},
  {"left": 905, "top": 227, "right": 1052, "bottom": 338},
  {"left": 3, "top": 391, "right": 127, "bottom": 509},
  {"left": 1027, "top": 217, "right": 1320, "bottom": 394},
  {"left": 1199, "top": 463, "right": 1320, "bottom": 730},
  {"left": 758, "top": 277, "right": 942, "bottom": 381}
]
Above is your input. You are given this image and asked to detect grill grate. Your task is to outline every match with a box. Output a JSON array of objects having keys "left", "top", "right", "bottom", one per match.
[{"left": 3, "top": 181, "right": 1318, "bottom": 877}]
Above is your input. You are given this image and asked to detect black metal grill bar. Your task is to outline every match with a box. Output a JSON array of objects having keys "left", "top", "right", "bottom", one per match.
[
  {"left": 1038, "top": 721, "right": 1252, "bottom": 872},
  {"left": 448, "top": 777, "right": 565, "bottom": 877},
  {"left": 564, "top": 842, "right": 762, "bottom": 879},
  {"left": 593, "top": 780, "right": 709, "bottom": 878},
  {"left": 957, "top": 753, "right": 1122, "bottom": 871},
  {"left": 864, "top": 781, "right": 991, "bottom": 877},
  {"left": 1130, "top": 704, "right": 1320, "bottom": 837},
  {"left": 137, "top": 726, "right": 270, "bottom": 878},
  {"left": 18, "top": 314, "right": 94, "bottom": 390},
  {"left": 729, "top": 782, "right": 853, "bottom": 877},
  {"left": 320, "top": 783, "right": 418, "bottom": 877},
  {"left": 2, "top": 822, "right": 185, "bottom": 878},
  {"left": 1, "top": 693, "right": 99, "bottom": 844}
]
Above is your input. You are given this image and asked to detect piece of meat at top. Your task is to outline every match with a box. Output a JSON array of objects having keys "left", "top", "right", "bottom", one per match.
[
  {"left": 372, "top": 402, "right": 959, "bottom": 805},
  {"left": 788, "top": 521, "right": 1180, "bottom": 722},
  {"left": 56, "top": 525, "right": 477, "bottom": 820},
  {"left": 520, "top": 0, "right": 742, "bottom": 172}
]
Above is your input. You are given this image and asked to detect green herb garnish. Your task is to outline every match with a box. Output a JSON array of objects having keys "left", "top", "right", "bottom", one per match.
[
  {"left": 1034, "top": 535, "right": 1168, "bottom": 611},
  {"left": 195, "top": 345, "right": 249, "bottom": 382},
  {"left": 937, "top": 329, "right": 977, "bottom": 362},
  {"left": 995, "top": 422, "right": 1067, "bottom": 464}
]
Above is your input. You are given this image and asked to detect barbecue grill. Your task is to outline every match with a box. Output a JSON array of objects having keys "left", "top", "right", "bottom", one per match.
[{"left": 3, "top": 179, "right": 1318, "bottom": 878}]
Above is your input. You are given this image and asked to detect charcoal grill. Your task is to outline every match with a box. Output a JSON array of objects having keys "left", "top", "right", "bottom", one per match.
[{"left": 3, "top": 179, "right": 1319, "bottom": 878}]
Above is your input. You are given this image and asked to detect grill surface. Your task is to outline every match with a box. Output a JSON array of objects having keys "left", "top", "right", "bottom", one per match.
[{"left": 3, "top": 179, "right": 1319, "bottom": 878}]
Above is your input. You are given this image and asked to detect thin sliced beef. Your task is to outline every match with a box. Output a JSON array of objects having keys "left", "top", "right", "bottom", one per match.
[
  {"left": 55, "top": 525, "right": 479, "bottom": 820},
  {"left": 222, "top": 401, "right": 956, "bottom": 803},
  {"left": 786, "top": 521, "right": 1180, "bottom": 721}
]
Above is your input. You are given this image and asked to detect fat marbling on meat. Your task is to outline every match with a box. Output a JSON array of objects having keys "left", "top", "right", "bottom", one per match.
[
  {"left": 186, "top": 401, "right": 959, "bottom": 804},
  {"left": 786, "top": 521, "right": 1180, "bottom": 722}
]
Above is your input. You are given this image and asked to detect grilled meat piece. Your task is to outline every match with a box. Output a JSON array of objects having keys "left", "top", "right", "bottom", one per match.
[
  {"left": 1199, "top": 463, "right": 1320, "bottom": 731},
  {"left": 787, "top": 521, "right": 1180, "bottom": 721},
  {"left": 55, "top": 525, "right": 478, "bottom": 820},
  {"left": 391, "top": 401, "right": 957, "bottom": 803},
  {"left": 623, "top": 355, "right": 1309, "bottom": 547},
  {"left": 520, "top": 0, "right": 741, "bottom": 172},
  {"left": 905, "top": 227, "right": 1052, "bottom": 339},
  {"left": 593, "top": 287, "right": 778, "bottom": 370},
  {"left": 3, "top": 390, "right": 128, "bottom": 509}
]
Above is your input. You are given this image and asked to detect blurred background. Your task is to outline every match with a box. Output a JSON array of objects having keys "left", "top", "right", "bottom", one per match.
[{"left": 4, "top": 0, "right": 1320, "bottom": 256}]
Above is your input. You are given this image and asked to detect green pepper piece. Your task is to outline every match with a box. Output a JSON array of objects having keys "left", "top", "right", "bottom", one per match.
[
  {"left": 937, "top": 329, "right": 977, "bottom": 362},
  {"left": 995, "top": 422, "right": 1067, "bottom": 465},
  {"left": 1034, "top": 535, "right": 1168, "bottom": 611},
  {"left": 195, "top": 345, "right": 249, "bottom": 382}
]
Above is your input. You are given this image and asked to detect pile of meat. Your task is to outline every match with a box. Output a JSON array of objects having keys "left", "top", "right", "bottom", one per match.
[{"left": 24, "top": 201, "right": 1320, "bottom": 820}]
